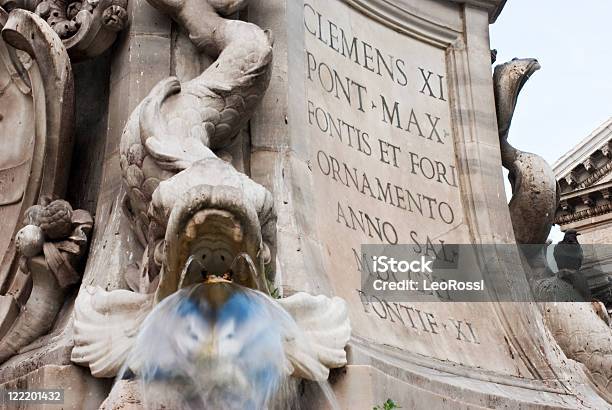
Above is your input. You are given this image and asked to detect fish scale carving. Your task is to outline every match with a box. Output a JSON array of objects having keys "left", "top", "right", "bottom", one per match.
[{"left": 118, "top": 0, "right": 274, "bottom": 283}]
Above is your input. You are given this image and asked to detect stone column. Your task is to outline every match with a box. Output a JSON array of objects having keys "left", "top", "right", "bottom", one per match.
[{"left": 249, "top": 0, "right": 333, "bottom": 296}]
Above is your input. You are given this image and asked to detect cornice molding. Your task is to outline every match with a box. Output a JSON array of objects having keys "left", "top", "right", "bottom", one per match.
[
  {"left": 556, "top": 181, "right": 612, "bottom": 225},
  {"left": 560, "top": 181, "right": 612, "bottom": 202},
  {"left": 345, "top": 0, "right": 461, "bottom": 47},
  {"left": 447, "top": 0, "right": 507, "bottom": 22},
  {"left": 342, "top": 0, "right": 507, "bottom": 48},
  {"left": 555, "top": 203, "right": 612, "bottom": 225},
  {"left": 576, "top": 161, "right": 612, "bottom": 190},
  {"left": 552, "top": 117, "right": 612, "bottom": 179}
]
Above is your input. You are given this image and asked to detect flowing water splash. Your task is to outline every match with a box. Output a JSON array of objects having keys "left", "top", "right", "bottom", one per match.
[{"left": 111, "top": 256, "right": 339, "bottom": 410}]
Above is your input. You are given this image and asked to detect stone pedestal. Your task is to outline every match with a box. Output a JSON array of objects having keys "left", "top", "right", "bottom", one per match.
[
  {"left": 0, "top": 0, "right": 610, "bottom": 408},
  {"left": 249, "top": 0, "right": 610, "bottom": 408}
]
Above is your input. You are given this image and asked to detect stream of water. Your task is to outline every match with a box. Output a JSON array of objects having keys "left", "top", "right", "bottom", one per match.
[{"left": 112, "top": 260, "right": 340, "bottom": 410}]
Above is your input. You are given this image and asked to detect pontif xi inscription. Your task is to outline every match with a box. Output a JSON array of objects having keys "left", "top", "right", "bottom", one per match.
[{"left": 295, "top": 0, "right": 532, "bottom": 376}]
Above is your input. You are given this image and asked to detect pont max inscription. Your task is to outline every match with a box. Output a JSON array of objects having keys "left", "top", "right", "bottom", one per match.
[{"left": 303, "top": 1, "right": 462, "bottom": 248}]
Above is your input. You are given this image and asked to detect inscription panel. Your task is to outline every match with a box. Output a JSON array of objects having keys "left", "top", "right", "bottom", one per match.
[{"left": 296, "top": 0, "right": 530, "bottom": 376}]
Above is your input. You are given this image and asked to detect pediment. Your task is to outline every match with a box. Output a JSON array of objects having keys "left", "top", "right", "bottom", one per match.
[{"left": 553, "top": 118, "right": 612, "bottom": 194}]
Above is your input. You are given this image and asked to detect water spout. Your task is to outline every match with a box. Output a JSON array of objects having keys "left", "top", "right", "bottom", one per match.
[
  {"left": 178, "top": 252, "right": 267, "bottom": 294},
  {"left": 110, "top": 259, "right": 341, "bottom": 409}
]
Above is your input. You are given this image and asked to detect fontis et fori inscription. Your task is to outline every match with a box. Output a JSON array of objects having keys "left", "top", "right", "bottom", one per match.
[{"left": 300, "top": 1, "right": 522, "bottom": 372}]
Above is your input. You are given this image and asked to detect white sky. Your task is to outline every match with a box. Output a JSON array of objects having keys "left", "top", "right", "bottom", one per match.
[{"left": 489, "top": 0, "right": 612, "bottom": 242}]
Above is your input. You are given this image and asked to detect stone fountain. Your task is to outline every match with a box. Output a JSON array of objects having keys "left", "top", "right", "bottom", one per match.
[{"left": 0, "top": 0, "right": 610, "bottom": 408}]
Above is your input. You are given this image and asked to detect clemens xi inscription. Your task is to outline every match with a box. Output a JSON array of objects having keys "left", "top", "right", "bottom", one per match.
[{"left": 296, "top": 0, "right": 527, "bottom": 375}]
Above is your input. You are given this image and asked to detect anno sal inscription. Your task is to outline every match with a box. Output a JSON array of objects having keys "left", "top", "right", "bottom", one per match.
[{"left": 298, "top": 0, "right": 523, "bottom": 369}]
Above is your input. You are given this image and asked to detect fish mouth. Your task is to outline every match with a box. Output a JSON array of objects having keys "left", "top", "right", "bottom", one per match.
[
  {"left": 520, "top": 59, "right": 541, "bottom": 87},
  {"left": 494, "top": 57, "right": 541, "bottom": 143},
  {"left": 177, "top": 211, "right": 262, "bottom": 289},
  {"left": 155, "top": 185, "right": 270, "bottom": 303},
  {"left": 509, "top": 58, "right": 541, "bottom": 102}
]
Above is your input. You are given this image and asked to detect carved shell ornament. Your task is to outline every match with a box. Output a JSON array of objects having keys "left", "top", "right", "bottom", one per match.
[
  {"left": 1, "top": 0, "right": 127, "bottom": 59},
  {"left": 71, "top": 0, "right": 351, "bottom": 395}
]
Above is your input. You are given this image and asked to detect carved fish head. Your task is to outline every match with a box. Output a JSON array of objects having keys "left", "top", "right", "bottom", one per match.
[
  {"left": 506, "top": 57, "right": 540, "bottom": 96},
  {"left": 154, "top": 184, "right": 271, "bottom": 304},
  {"left": 493, "top": 58, "right": 541, "bottom": 141},
  {"left": 494, "top": 58, "right": 540, "bottom": 105}
]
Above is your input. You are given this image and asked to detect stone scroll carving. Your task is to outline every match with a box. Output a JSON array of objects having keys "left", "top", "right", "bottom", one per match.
[
  {"left": 71, "top": 0, "right": 350, "bottom": 393},
  {"left": 0, "top": 8, "right": 75, "bottom": 280},
  {"left": 1, "top": 0, "right": 127, "bottom": 60},
  {"left": 493, "top": 58, "right": 612, "bottom": 400}
]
